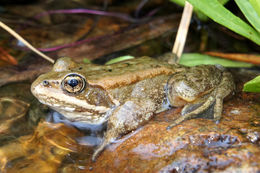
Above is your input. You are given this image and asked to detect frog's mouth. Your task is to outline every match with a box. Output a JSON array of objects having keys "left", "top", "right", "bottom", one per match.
[
  {"left": 32, "top": 85, "right": 111, "bottom": 124},
  {"left": 31, "top": 84, "right": 111, "bottom": 112}
]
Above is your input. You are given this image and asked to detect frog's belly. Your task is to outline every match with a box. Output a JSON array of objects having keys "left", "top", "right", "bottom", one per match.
[{"left": 52, "top": 107, "right": 110, "bottom": 124}]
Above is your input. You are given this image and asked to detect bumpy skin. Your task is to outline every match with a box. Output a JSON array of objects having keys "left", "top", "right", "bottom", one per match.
[
  {"left": 166, "top": 65, "right": 235, "bottom": 129},
  {"left": 31, "top": 55, "right": 235, "bottom": 161}
]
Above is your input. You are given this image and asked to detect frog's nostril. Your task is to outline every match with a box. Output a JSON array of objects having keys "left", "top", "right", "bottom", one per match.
[{"left": 42, "top": 80, "right": 49, "bottom": 86}]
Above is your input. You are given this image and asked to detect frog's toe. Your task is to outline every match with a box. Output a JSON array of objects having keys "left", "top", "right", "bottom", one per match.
[
  {"left": 92, "top": 129, "right": 118, "bottom": 161},
  {"left": 166, "top": 112, "right": 195, "bottom": 130},
  {"left": 166, "top": 123, "right": 175, "bottom": 130},
  {"left": 167, "top": 96, "right": 216, "bottom": 130},
  {"left": 166, "top": 109, "right": 199, "bottom": 130},
  {"left": 213, "top": 97, "right": 223, "bottom": 121},
  {"left": 181, "top": 102, "right": 205, "bottom": 116},
  {"left": 179, "top": 96, "right": 215, "bottom": 119},
  {"left": 92, "top": 139, "right": 109, "bottom": 161}
]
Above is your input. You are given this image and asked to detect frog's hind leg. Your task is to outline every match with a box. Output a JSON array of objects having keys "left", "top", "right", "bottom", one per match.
[
  {"left": 167, "top": 96, "right": 215, "bottom": 130},
  {"left": 167, "top": 70, "right": 235, "bottom": 130},
  {"left": 213, "top": 71, "right": 235, "bottom": 121}
]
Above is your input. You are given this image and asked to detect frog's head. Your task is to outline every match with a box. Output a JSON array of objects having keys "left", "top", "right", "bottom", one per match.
[{"left": 31, "top": 57, "right": 115, "bottom": 124}]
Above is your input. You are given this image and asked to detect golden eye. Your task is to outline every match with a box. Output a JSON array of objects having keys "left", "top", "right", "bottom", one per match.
[{"left": 62, "top": 74, "right": 86, "bottom": 93}]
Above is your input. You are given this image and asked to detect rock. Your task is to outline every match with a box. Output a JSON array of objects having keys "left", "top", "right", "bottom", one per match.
[{"left": 86, "top": 89, "right": 260, "bottom": 172}]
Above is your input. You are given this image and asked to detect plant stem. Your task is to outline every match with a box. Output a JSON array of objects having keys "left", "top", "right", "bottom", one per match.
[
  {"left": 172, "top": 1, "right": 193, "bottom": 63},
  {"left": 0, "top": 21, "right": 55, "bottom": 64}
]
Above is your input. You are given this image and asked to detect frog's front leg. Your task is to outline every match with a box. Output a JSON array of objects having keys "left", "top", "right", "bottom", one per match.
[
  {"left": 166, "top": 66, "right": 235, "bottom": 129},
  {"left": 92, "top": 98, "right": 156, "bottom": 161}
]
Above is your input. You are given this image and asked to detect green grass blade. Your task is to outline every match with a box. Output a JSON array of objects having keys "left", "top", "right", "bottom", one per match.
[
  {"left": 170, "top": 0, "right": 230, "bottom": 7},
  {"left": 243, "top": 75, "right": 260, "bottom": 92},
  {"left": 218, "top": 0, "right": 230, "bottom": 5},
  {"left": 105, "top": 55, "right": 134, "bottom": 65},
  {"left": 179, "top": 53, "right": 253, "bottom": 67},
  {"left": 235, "top": 0, "right": 260, "bottom": 33},
  {"left": 170, "top": 0, "right": 229, "bottom": 21},
  {"left": 170, "top": 0, "right": 185, "bottom": 6},
  {"left": 187, "top": 0, "right": 260, "bottom": 45},
  {"left": 249, "top": 0, "right": 260, "bottom": 17}
]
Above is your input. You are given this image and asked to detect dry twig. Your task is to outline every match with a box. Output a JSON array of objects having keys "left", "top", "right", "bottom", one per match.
[{"left": 0, "top": 21, "right": 55, "bottom": 64}]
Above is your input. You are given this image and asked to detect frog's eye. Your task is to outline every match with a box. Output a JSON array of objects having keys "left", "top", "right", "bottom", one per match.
[{"left": 62, "top": 74, "right": 86, "bottom": 93}]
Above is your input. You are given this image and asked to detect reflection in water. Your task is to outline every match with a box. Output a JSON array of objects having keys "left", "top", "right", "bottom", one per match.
[
  {"left": 0, "top": 121, "right": 96, "bottom": 172},
  {"left": 48, "top": 111, "right": 104, "bottom": 147}
]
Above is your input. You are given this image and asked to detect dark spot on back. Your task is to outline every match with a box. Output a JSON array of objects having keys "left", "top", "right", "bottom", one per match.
[{"left": 154, "top": 65, "right": 161, "bottom": 68}]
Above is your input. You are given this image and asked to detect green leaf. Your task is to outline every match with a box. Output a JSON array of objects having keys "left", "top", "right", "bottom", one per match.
[
  {"left": 170, "top": 0, "right": 185, "bottom": 6},
  {"left": 105, "top": 55, "right": 134, "bottom": 65},
  {"left": 218, "top": 0, "right": 230, "bottom": 5},
  {"left": 179, "top": 53, "right": 253, "bottom": 67},
  {"left": 249, "top": 0, "right": 260, "bottom": 17},
  {"left": 170, "top": 0, "right": 229, "bottom": 21},
  {"left": 170, "top": 0, "right": 230, "bottom": 6},
  {"left": 83, "top": 58, "right": 92, "bottom": 64},
  {"left": 170, "top": 0, "right": 208, "bottom": 21},
  {"left": 243, "top": 75, "right": 260, "bottom": 92},
  {"left": 235, "top": 0, "right": 260, "bottom": 32},
  {"left": 187, "top": 0, "right": 260, "bottom": 45}
]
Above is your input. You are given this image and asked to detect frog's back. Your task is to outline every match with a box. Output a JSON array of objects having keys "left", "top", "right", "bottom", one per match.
[{"left": 83, "top": 56, "right": 181, "bottom": 89}]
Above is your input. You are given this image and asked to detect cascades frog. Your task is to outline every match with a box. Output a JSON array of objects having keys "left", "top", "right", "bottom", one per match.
[{"left": 31, "top": 54, "right": 235, "bottom": 161}]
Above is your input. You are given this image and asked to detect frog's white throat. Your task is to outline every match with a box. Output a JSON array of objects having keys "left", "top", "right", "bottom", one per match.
[{"left": 51, "top": 106, "right": 111, "bottom": 124}]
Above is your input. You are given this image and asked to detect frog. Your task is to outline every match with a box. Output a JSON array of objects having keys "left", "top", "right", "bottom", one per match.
[{"left": 31, "top": 54, "right": 235, "bottom": 161}]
